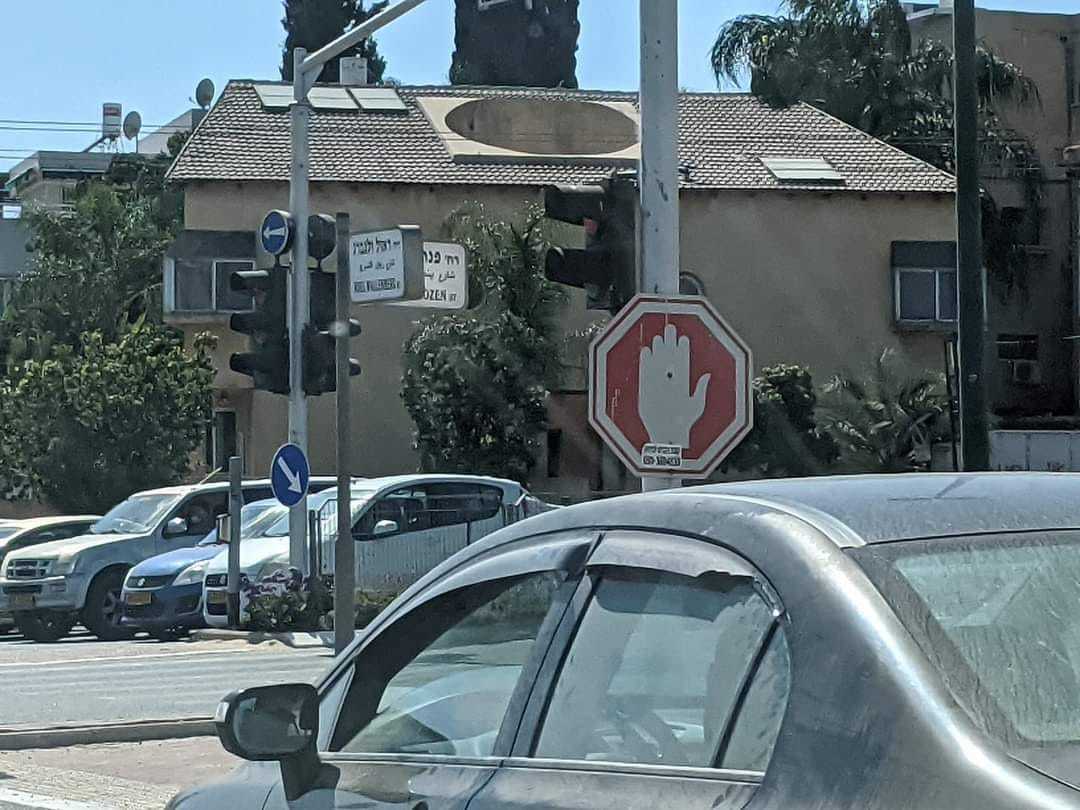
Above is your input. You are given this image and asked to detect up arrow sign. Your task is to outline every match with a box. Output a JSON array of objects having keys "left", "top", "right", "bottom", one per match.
[{"left": 270, "top": 443, "right": 310, "bottom": 508}]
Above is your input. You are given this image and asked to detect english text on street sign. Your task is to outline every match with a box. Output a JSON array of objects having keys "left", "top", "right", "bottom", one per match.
[
  {"left": 389, "top": 242, "right": 468, "bottom": 310},
  {"left": 260, "top": 210, "right": 295, "bottom": 257},
  {"left": 349, "top": 226, "right": 425, "bottom": 304},
  {"left": 271, "top": 443, "right": 311, "bottom": 508},
  {"left": 588, "top": 294, "right": 753, "bottom": 478}
]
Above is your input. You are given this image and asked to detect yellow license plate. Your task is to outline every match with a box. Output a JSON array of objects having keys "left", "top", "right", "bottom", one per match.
[
  {"left": 125, "top": 591, "right": 152, "bottom": 606},
  {"left": 207, "top": 590, "right": 228, "bottom": 605},
  {"left": 11, "top": 594, "right": 34, "bottom": 610}
]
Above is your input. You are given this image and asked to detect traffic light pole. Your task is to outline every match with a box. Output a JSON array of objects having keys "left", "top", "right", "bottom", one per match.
[
  {"left": 334, "top": 212, "right": 356, "bottom": 654},
  {"left": 953, "top": 0, "right": 990, "bottom": 470},
  {"left": 639, "top": 0, "right": 681, "bottom": 493},
  {"left": 286, "top": 0, "right": 432, "bottom": 570},
  {"left": 289, "top": 49, "right": 311, "bottom": 570}
]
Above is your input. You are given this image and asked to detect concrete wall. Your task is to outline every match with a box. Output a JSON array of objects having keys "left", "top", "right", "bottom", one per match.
[{"left": 176, "top": 180, "right": 954, "bottom": 498}]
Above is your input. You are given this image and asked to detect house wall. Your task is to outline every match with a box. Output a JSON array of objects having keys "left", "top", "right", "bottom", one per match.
[{"left": 175, "top": 180, "right": 954, "bottom": 499}]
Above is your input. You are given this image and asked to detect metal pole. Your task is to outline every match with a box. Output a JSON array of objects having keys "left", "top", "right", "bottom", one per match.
[
  {"left": 953, "top": 0, "right": 990, "bottom": 471},
  {"left": 226, "top": 456, "right": 243, "bottom": 628},
  {"left": 639, "top": 0, "right": 681, "bottom": 493},
  {"left": 289, "top": 47, "right": 311, "bottom": 571},
  {"left": 334, "top": 212, "right": 356, "bottom": 655}
]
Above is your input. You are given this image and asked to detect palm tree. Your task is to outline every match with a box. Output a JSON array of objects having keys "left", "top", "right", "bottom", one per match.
[
  {"left": 711, "top": 0, "right": 1037, "bottom": 171},
  {"left": 820, "top": 348, "right": 949, "bottom": 472}
]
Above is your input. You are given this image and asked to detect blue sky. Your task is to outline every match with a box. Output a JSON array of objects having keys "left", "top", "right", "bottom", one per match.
[{"left": 2, "top": 0, "right": 1075, "bottom": 170}]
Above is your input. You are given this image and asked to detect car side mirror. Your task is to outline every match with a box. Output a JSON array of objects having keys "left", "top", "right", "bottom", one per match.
[
  {"left": 215, "top": 683, "right": 319, "bottom": 801},
  {"left": 215, "top": 515, "right": 230, "bottom": 543},
  {"left": 373, "top": 519, "right": 398, "bottom": 537},
  {"left": 164, "top": 517, "right": 189, "bottom": 537}
]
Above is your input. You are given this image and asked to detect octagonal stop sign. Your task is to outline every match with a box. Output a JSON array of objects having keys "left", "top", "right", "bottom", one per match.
[{"left": 589, "top": 295, "right": 753, "bottom": 478}]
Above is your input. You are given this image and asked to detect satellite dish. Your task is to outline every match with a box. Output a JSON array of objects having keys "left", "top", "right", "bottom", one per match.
[
  {"left": 123, "top": 111, "right": 142, "bottom": 141},
  {"left": 195, "top": 78, "right": 215, "bottom": 109}
]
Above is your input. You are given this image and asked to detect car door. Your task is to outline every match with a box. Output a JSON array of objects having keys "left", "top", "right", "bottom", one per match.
[
  {"left": 264, "top": 531, "right": 596, "bottom": 810},
  {"left": 352, "top": 484, "right": 479, "bottom": 593},
  {"left": 467, "top": 530, "right": 791, "bottom": 810}
]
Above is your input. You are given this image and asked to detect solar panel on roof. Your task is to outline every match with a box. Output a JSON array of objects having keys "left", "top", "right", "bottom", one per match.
[
  {"left": 309, "top": 87, "right": 358, "bottom": 110},
  {"left": 254, "top": 84, "right": 293, "bottom": 110},
  {"left": 349, "top": 87, "right": 408, "bottom": 113},
  {"left": 761, "top": 157, "right": 845, "bottom": 184}
]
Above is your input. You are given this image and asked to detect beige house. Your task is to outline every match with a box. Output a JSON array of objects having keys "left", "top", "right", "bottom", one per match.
[{"left": 165, "top": 82, "right": 955, "bottom": 500}]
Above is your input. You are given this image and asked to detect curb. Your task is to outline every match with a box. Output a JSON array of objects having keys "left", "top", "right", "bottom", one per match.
[
  {"left": 188, "top": 628, "right": 334, "bottom": 649},
  {"left": 0, "top": 717, "right": 216, "bottom": 751}
]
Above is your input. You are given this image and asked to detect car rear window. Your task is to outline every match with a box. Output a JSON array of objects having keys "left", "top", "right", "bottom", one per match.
[{"left": 852, "top": 532, "right": 1080, "bottom": 761}]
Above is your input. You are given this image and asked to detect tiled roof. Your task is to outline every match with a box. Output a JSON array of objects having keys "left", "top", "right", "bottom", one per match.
[{"left": 167, "top": 81, "right": 955, "bottom": 194}]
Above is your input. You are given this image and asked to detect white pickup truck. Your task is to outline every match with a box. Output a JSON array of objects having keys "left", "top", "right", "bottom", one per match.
[{"left": 0, "top": 479, "right": 329, "bottom": 642}]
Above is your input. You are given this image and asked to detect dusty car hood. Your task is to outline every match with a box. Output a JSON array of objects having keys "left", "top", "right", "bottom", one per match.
[{"left": 4, "top": 532, "right": 145, "bottom": 562}]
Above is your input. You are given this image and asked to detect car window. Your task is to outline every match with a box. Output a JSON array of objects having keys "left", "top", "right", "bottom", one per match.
[
  {"left": 532, "top": 569, "right": 787, "bottom": 771},
  {"left": 242, "top": 486, "right": 273, "bottom": 503},
  {"left": 353, "top": 483, "right": 504, "bottom": 538},
  {"left": 329, "top": 570, "right": 563, "bottom": 757},
  {"left": 176, "top": 493, "right": 228, "bottom": 536}
]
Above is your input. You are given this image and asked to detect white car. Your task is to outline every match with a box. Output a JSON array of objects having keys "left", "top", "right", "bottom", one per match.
[{"left": 203, "top": 474, "right": 549, "bottom": 628}]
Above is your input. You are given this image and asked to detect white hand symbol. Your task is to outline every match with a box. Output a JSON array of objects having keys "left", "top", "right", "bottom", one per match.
[{"left": 638, "top": 324, "right": 711, "bottom": 447}]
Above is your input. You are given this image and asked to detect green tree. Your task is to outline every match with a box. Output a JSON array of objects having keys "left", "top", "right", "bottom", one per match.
[
  {"left": 451, "top": 0, "right": 579, "bottom": 87},
  {"left": 401, "top": 203, "right": 565, "bottom": 481},
  {"left": 724, "top": 364, "right": 840, "bottom": 478},
  {"left": 0, "top": 323, "right": 215, "bottom": 513},
  {"left": 281, "top": 0, "right": 388, "bottom": 84},
  {"left": 820, "top": 348, "right": 949, "bottom": 472}
]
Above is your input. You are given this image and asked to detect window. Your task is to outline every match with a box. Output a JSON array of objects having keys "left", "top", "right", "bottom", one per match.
[
  {"left": 176, "top": 493, "right": 228, "bottom": 537},
  {"left": 329, "top": 571, "right": 563, "bottom": 756},
  {"left": 173, "top": 258, "right": 255, "bottom": 313},
  {"left": 892, "top": 241, "right": 957, "bottom": 327},
  {"left": 534, "top": 569, "right": 788, "bottom": 771},
  {"left": 354, "top": 483, "right": 504, "bottom": 538}
]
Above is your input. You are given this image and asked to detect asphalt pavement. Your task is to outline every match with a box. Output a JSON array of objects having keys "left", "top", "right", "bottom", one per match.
[{"left": 0, "top": 628, "right": 334, "bottom": 728}]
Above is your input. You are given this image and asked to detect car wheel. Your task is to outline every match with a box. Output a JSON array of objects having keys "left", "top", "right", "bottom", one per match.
[
  {"left": 83, "top": 570, "right": 136, "bottom": 641},
  {"left": 14, "top": 610, "right": 76, "bottom": 643}
]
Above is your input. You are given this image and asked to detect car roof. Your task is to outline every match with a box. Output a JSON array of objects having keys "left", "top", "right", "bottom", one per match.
[
  {"left": 356, "top": 474, "right": 523, "bottom": 499},
  {"left": 133, "top": 475, "right": 346, "bottom": 499},
  {"left": 694, "top": 472, "right": 1080, "bottom": 544}
]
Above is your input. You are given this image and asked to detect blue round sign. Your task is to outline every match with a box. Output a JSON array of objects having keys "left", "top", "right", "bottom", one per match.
[
  {"left": 260, "top": 210, "right": 294, "bottom": 257},
  {"left": 271, "top": 443, "right": 310, "bottom": 508}
]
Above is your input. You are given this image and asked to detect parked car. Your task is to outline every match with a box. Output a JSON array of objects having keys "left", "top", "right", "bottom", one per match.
[
  {"left": 173, "top": 473, "right": 1080, "bottom": 809},
  {"left": 0, "top": 478, "right": 333, "bottom": 643},
  {"left": 0, "top": 516, "right": 100, "bottom": 634},
  {"left": 119, "top": 499, "right": 287, "bottom": 640},
  {"left": 202, "top": 474, "right": 549, "bottom": 628}
]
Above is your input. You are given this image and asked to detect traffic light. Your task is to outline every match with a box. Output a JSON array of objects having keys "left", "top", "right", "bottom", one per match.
[
  {"left": 228, "top": 267, "right": 289, "bottom": 394},
  {"left": 543, "top": 177, "right": 637, "bottom": 313},
  {"left": 303, "top": 268, "right": 362, "bottom": 396}
]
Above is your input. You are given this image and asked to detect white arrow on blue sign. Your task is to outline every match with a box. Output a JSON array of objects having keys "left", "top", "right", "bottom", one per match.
[
  {"left": 271, "top": 443, "right": 310, "bottom": 508},
  {"left": 260, "top": 210, "right": 295, "bottom": 257}
]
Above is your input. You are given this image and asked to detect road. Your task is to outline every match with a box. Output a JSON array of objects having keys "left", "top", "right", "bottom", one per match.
[{"left": 0, "top": 629, "right": 334, "bottom": 727}]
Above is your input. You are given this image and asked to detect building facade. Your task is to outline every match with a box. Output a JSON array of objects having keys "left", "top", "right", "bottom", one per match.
[{"left": 166, "top": 82, "right": 956, "bottom": 500}]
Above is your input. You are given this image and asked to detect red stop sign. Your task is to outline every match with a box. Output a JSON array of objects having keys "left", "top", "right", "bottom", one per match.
[{"left": 589, "top": 295, "right": 753, "bottom": 478}]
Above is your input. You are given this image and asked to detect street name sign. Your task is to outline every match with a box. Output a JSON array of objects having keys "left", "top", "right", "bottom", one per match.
[
  {"left": 349, "top": 226, "right": 425, "bottom": 304},
  {"left": 589, "top": 294, "right": 753, "bottom": 478},
  {"left": 389, "top": 242, "right": 468, "bottom": 310},
  {"left": 271, "top": 443, "right": 311, "bottom": 508}
]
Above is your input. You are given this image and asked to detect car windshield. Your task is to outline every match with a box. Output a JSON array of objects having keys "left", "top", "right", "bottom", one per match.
[
  {"left": 852, "top": 532, "right": 1080, "bottom": 780},
  {"left": 197, "top": 503, "right": 287, "bottom": 545},
  {"left": 0, "top": 526, "right": 21, "bottom": 542},
  {"left": 91, "top": 495, "right": 179, "bottom": 535},
  {"left": 263, "top": 491, "right": 376, "bottom": 538}
]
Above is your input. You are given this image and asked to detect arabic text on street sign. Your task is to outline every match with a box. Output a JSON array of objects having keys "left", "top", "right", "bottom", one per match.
[
  {"left": 349, "top": 226, "right": 424, "bottom": 303},
  {"left": 389, "top": 242, "right": 468, "bottom": 310},
  {"left": 270, "top": 443, "right": 310, "bottom": 508}
]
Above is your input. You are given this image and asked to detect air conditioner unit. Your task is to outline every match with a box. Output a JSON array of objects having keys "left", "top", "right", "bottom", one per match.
[{"left": 1012, "top": 359, "right": 1043, "bottom": 386}]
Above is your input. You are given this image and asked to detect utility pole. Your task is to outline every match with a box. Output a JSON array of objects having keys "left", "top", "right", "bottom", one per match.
[
  {"left": 334, "top": 212, "right": 356, "bottom": 654},
  {"left": 226, "top": 456, "right": 243, "bottom": 628},
  {"left": 639, "top": 0, "right": 681, "bottom": 493},
  {"left": 953, "top": 0, "right": 990, "bottom": 470},
  {"left": 285, "top": 0, "right": 432, "bottom": 569}
]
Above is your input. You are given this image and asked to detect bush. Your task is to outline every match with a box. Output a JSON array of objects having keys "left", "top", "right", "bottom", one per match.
[{"left": 241, "top": 568, "right": 332, "bottom": 632}]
